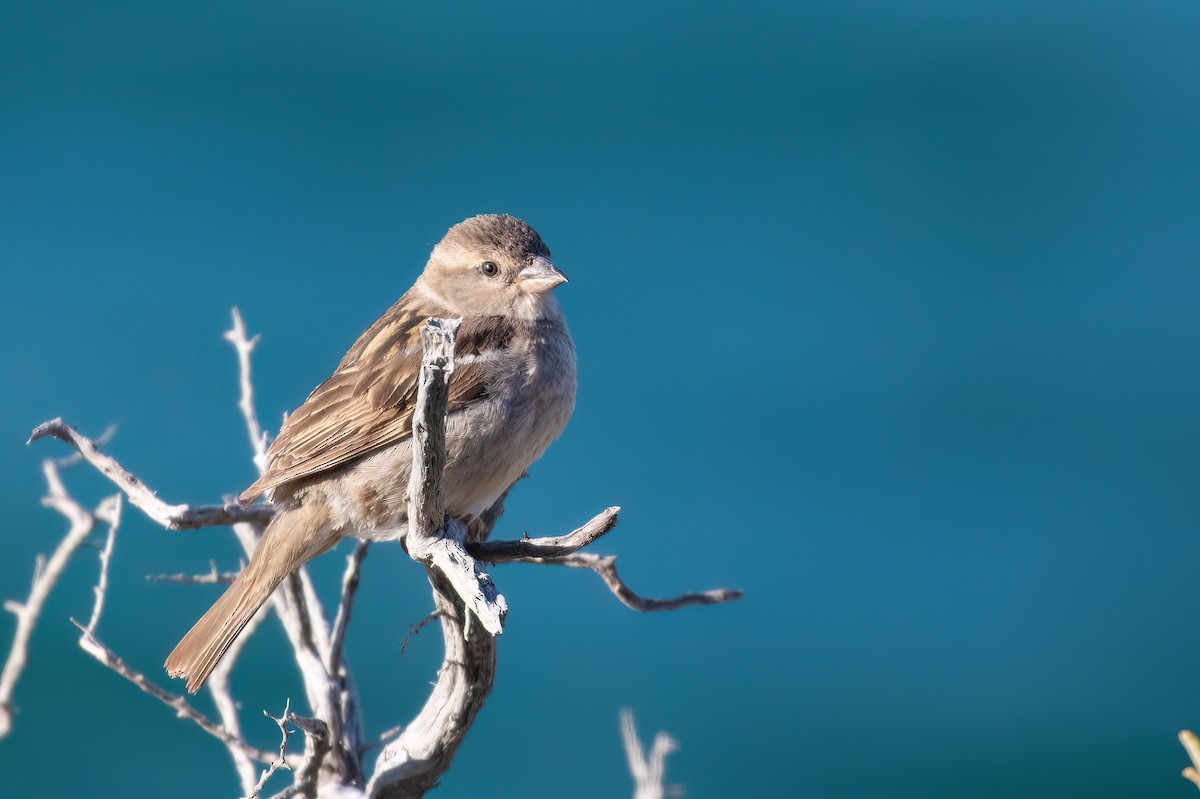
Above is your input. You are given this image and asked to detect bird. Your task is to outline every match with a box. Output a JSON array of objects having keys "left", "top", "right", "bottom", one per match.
[{"left": 165, "top": 214, "right": 576, "bottom": 693}]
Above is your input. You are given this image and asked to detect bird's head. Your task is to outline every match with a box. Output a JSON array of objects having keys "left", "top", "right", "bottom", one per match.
[{"left": 420, "top": 214, "right": 568, "bottom": 320}]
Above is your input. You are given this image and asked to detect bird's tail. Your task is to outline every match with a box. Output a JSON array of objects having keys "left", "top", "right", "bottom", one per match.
[{"left": 164, "top": 507, "right": 322, "bottom": 693}]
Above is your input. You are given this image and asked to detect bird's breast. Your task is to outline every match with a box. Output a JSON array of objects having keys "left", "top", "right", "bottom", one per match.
[{"left": 441, "top": 318, "right": 576, "bottom": 518}]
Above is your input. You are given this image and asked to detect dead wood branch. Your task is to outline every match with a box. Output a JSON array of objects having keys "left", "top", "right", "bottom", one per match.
[
  {"left": 28, "top": 417, "right": 274, "bottom": 530},
  {"left": 0, "top": 461, "right": 99, "bottom": 738},
  {"left": 522, "top": 553, "right": 744, "bottom": 612},
  {"left": 13, "top": 309, "right": 742, "bottom": 799},
  {"left": 621, "top": 709, "right": 684, "bottom": 799}
]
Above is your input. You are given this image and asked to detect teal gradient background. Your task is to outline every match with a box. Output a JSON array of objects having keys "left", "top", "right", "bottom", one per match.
[{"left": 2, "top": 2, "right": 1198, "bottom": 796}]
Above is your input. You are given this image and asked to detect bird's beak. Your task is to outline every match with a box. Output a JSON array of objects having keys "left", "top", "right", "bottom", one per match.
[{"left": 517, "top": 256, "right": 568, "bottom": 294}]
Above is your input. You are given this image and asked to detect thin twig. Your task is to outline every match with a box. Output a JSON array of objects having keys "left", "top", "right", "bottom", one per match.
[
  {"left": 28, "top": 418, "right": 275, "bottom": 530},
  {"left": 467, "top": 506, "right": 621, "bottom": 562},
  {"left": 521, "top": 553, "right": 743, "bottom": 612},
  {"left": 71, "top": 619, "right": 279, "bottom": 765},
  {"left": 221, "top": 313, "right": 354, "bottom": 781},
  {"left": 399, "top": 611, "right": 444, "bottom": 660},
  {"left": 0, "top": 461, "right": 97, "bottom": 738},
  {"left": 329, "top": 542, "right": 370, "bottom": 678},
  {"left": 245, "top": 701, "right": 295, "bottom": 799},
  {"left": 85, "top": 495, "right": 122, "bottom": 636},
  {"left": 227, "top": 521, "right": 357, "bottom": 787},
  {"left": 147, "top": 561, "right": 241, "bottom": 584},
  {"left": 620, "top": 708, "right": 684, "bottom": 799},
  {"left": 226, "top": 307, "right": 271, "bottom": 475}
]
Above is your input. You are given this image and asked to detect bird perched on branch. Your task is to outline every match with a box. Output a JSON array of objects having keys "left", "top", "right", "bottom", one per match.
[{"left": 165, "top": 214, "right": 576, "bottom": 692}]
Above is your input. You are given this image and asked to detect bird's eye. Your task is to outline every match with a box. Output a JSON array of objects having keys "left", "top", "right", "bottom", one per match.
[{"left": 480, "top": 261, "right": 499, "bottom": 277}]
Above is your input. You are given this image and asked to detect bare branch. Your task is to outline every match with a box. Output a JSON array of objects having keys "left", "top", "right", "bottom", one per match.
[
  {"left": 28, "top": 418, "right": 274, "bottom": 530},
  {"left": 147, "top": 561, "right": 240, "bottom": 584},
  {"left": 405, "top": 318, "right": 507, "bottom": 636},
  {"left": 290, "top": 712, "right": 332, "bottom": 797},
  {"left": 226, "top": 307, "right": 271, "bottom": 475},
  {"left": 620, "top": 709, "right": 683, "bottom": 799},
  {"left": 17, "top": 310, "right": 742, "bottom": 799},
  {"left": 54, "top": 423, "right": 116, "bottom": 468},
  {"left": 398, "top": 611, "right": 443, "bottom": 660},
  {"left": 71, "top": 619, "right": 279, "bottom": 765},
  {"left": 370, "top": 318, "right": 504, "bottom": 799},
  {"left": 405, "top": 317, "right": 460, "bottom": 542},
  {"left": 522, "top": 553, "right": 743, "bottom": 612},
  {"left": 329, "top": 542, "right": 370, "bottom": 679},
  {"left": 468, "top": 506, "right": 620, "bottom": 562},
  {"left": 368, "top": 581, "right": 497, "bottom": 799},
  {"left": 0, "top": 460, "right": 96, "bottom": 739},
  {"left": 85, "top": 495, "right": 122, "bottom": 636},
  {"left": 222, "top": 312, "right": 350, "bottom": 794},
  {"left": 245, "top": 701, "right": 295, "bottom": 799}
]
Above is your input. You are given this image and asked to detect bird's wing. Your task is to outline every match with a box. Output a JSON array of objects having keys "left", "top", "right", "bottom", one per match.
[{"left": 239, "top": 301, "right": 498, "bottom": 503}]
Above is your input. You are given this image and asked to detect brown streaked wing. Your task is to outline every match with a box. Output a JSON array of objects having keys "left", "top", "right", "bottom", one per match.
[{"left": 239, "top": 308, "right": 511, "bottom": 503}]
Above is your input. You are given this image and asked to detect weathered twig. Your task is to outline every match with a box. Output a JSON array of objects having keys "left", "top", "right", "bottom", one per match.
[
  {"left": 522, "top": 553, "right": 743, "bottom": 612},
  {"left": 467, "top": 506, "right": 621, "bottom": 562},
  {"left": 0, "top": 461, "right": 97, "bottom": 738},
  {"left": 329, "top": 542, "right": 370, "bottom": 679},
  {"left": 72, "top": 619, "right": 280, "bottom": 765},
  {"left": 290, "top": 712, "right": 333, "bottom": 797},
  {"left": 53, "top": 423, "right": 116, "bottom": 468},
  {"left": 147, "top": 561, "right": 240, "bottom": 584},
  {"left": 398, "top": 611, "right": 443, "bottom": 660},
  {"left": 28, "top": 418, "right": 274, "bottom": 530},
  {"left": 246, "top": 701, "right": 295, "bottom": 799},
  {"left": 621, "top": 709, "right": 684, "bottom": 799},
  {"left": 226, "top": 307, "right": 271, "bottom": 475},
  {"left": 404, "top": 317, "right": 507, "bottom": 636},
  {"left": 85, "top": 495, "right": 122, "bottom": 636}
]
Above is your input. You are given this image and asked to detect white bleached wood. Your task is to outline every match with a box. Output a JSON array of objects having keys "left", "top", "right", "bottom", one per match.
[
  {"left": 147, "top": 562, "right": 240, "bottom": 584},
  {"left": 404, "top": 317, "right": 507, "bottom": 637},
  {"left": 16, "top": 308, "right": 743, "bottom": 799},
  {"left": 522, "top": 552, "right": 743, "bottom": 612},
  {"left": 329, "top": 542, "right": 369, "bottom": 679},
  {"left": 0, "top": 461, "right": 97, "bottom": 738},
  {"left": 73, "top": 617, "right": 281, "bottom": 765},
  {"left": 224, "top": 310, "right": 363, "bottom": 792},
  {"left": 245, "top": 700, "right": 295, "bottom": 799},
  {"left": 367, "top": 577, "right": 496, "bottom": 799},
  {"left": 467, "top": 505, "right": 620, "bottom": 561},
  {"left": 84, "top": 495, "right": 122, "bottom": 636},
  {"left": 620, "top": 709, "right": 684, "bottom": 799},
  {"left": 225, "top": 307, "right": 271, "bottom": 475},
  {"left": 27, "top": 417, "right": 274, "bottom": 530},
  {"left": 369, "top": 318, "right": 504, "bottom": 799}
]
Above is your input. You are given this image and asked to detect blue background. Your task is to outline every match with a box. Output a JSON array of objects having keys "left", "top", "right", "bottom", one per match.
[{"left": 2, "top": 2, "right": 1198, "bottom": 796}]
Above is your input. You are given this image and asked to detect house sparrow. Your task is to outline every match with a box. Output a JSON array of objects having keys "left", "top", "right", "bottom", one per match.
[{"left": 165, "top": 214, "right": 576, "bottom": 693}]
